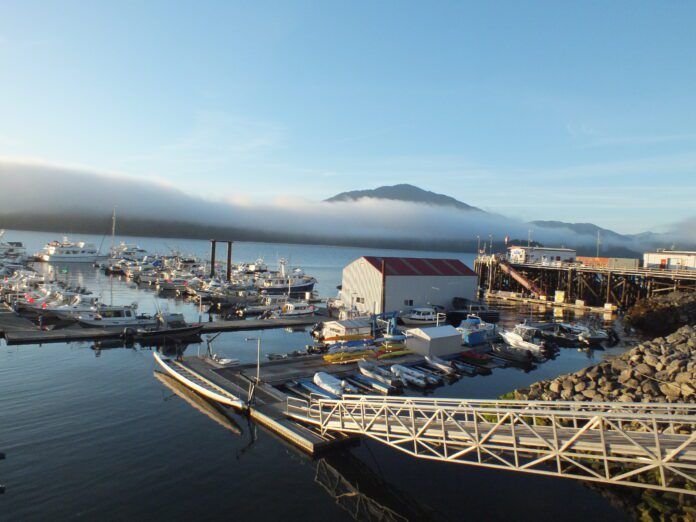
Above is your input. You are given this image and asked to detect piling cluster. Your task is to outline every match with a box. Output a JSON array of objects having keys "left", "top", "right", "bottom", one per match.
[{"left": 514, "top": 325, "right": 696, "bottom": 404}]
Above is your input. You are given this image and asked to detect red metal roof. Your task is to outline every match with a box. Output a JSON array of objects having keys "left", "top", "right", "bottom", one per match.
[{"left": 362, "top": 256, "right": 476, "bottom": 277}]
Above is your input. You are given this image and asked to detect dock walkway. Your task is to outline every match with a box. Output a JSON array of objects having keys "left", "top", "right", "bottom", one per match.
[
  {"left": 175, "top": 355, "right": 359, "bottom": 454},
  {"left": 0, "top": 308, "right": 320, "bottom": 345}
]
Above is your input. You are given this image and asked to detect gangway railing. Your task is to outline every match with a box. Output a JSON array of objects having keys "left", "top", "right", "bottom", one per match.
[{"left": 287, "top": 395, "right": 696, "bottom": 495}]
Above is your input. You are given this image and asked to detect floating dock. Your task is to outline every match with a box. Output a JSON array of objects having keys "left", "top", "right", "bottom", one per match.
[
  {"left": 155, "top": 352, "right": 363, "bottom": 454},
  {"left": 0, "top": 304, "right": 320, "bottom": 345}
]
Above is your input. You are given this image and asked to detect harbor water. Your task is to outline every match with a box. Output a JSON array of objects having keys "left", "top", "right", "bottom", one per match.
[{"left": 0, "top": 230, "right": 633, "bottom": 521}]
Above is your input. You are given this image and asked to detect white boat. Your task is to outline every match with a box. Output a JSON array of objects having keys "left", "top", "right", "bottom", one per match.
[
  {"left": 37, "top": 237, "right": 107, "bottom": 263},
  {"left": 499, "top": 330, "right": 546, "bottom": 360},
  {"left": 241, "top": 295, "right": 288, "bottom": 315},
  {"left": 274, "top": 300, "right": 315, "bottom": 317},
  {"left": 358, "top": 360, "right": 402, "bottom": 387},
  {"left": 77, "top": 305, "right": 159, "bottom": 328},
  {"left": 256, "top": 260, "right": 317, "bottom": 296},
  {"left": 491, "top": 343, "right": 534, "bottom": 363},
  {"left": 110, "top": 242, "right": 149, "bottom": 262},
  {"left": 41, "top": 295, "right": 102, "bottom": 320},
  {"left": 390, "top": 364, "right": 428, "bottom": 388},
  {"left": 0, "top": 230, "right": 27, "bottom": 261},
  {"left": 400, "top": 307, "right": 445, "bottom": 326},
  {"left": 313, "top": 372, "right": 357, "bottom": 396},
  {"left": 424, "top": 355, "right": 457, "bottom": 376}
]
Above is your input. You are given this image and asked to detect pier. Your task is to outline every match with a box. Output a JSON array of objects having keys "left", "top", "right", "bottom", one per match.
[{"left": 475, "top": 255, "right": 696, "bottom": 309}]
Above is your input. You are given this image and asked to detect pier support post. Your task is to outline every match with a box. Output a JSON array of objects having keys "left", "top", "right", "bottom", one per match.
[
  {"left": 226, "top": 241, "right": 233, "bottom": 281},
  {"left": 210, "top": 240, "right": 217, "bottom": 278}
]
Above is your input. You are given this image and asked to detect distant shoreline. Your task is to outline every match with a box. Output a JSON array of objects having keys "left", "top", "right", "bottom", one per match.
[{"left": 0, "top": 212, "right": 640, "bottom": 258}]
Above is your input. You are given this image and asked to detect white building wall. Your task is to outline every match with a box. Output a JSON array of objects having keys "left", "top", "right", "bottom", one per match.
[
  {"left": 338, "top": 259, "right": 383, "bottom": 314},
  {"left": 644, "top": 252, "right": 696, "bottom": 270},
  {"left": 508, "top": 247, "right": 576, "bottom": 264},
  {"left": 384, "top": 275, "right": 477, "bottom": 313}
]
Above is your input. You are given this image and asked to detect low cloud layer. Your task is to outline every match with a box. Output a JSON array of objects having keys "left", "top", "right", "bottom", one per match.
[{"left": 0, "top": 158, "right": 691, "bottom": 250}]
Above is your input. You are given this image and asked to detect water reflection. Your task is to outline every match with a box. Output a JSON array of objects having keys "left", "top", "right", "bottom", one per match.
[
  {"left": 153, "top": 372, "right": 243, "bottom": 436},
  {"left": 315, "top": 451, "right": 444, "bottom": 522}
]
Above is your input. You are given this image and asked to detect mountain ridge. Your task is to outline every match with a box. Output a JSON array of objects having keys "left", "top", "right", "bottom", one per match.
[{"left": 326, "top": 183, "right": 482, "bottom": 211}]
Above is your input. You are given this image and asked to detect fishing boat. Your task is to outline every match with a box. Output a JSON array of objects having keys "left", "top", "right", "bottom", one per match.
[
  {"left": 457, "top": 314, "right": 497, "bottom": 346},
  {"left": 257, "top": 260, "right": 317, "bottom": 296},
  {"left": 78, "top": 306, "right": 159, "bottom": 328},
  {"left": 132, "top": 320, "right": 204, "bottom": 342},
  {"left": 37, "top": 237, "right": 107, "bottom": 263},
  {"left": 390, "top": 364, "right": 429, "bottom": 388},
  {"left": 400, "top": 306, "right": 445, "bottom": 326}
]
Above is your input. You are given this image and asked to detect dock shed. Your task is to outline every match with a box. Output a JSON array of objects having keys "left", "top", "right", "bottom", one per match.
[
  {"left": 643, "top": 250, "right": 696, "bottom": 271},
  {"left": 577, "top": 256, "right": 640, "bottom": 270},
  {"left": 338, "top": 256, "right": 477, "bottom": 315},
  {"left": 508, "top": 246, "right": 576, "bottom": 265},
  {"left": 404, "top": 325, "right": 462, "bottom": 357},
  {"left": 319, "top": 318, "right": 372, "bottom": 342}
]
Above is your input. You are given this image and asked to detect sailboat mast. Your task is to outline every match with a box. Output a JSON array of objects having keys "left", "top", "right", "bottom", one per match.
[{"left": 111, "top": 207, "right": 117, "bottom": 255}]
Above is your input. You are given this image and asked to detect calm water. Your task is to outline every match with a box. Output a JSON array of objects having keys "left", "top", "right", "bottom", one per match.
[{"left": 0, "top": 230, "right": 632, "bottom": 521}]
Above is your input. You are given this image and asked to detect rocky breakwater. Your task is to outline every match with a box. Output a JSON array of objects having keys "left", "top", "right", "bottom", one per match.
[
  {"left": 514, "top": 325, "right": 695, "bottom": 403},
  {"left": 625, "top": 291, "right": 696, "bottom": 337},
  {"left": 510, "top": 326, "right": 695, "bottom": 521}
]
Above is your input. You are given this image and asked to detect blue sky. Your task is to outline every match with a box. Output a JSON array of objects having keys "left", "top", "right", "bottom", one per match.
[{"left": 1, "top": 1, "right": 695, "bottom": 233}]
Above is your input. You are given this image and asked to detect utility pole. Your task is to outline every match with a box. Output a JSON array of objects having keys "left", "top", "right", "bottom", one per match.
[{"left": 596, "top": 230, "right": 602, "bottom": 258}]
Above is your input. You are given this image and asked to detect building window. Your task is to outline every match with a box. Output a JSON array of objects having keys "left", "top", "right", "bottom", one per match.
[
  {"left": 404, "top": 299, "right": 414, "bottom": 306},
  {"left": 355, "top": 297, "right": 365, "bottom": 304}
]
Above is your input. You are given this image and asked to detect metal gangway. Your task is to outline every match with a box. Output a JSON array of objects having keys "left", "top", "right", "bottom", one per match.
[{"left": 287, "top": 395, "right": 696, "bottom": 495}]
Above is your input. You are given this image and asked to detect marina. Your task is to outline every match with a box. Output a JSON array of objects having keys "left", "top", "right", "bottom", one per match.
[{"left": 0, "top": 230, "right": 694, "bottom": 520}]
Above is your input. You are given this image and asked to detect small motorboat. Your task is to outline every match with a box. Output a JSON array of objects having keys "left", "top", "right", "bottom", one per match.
[
  {"left": 491, "top": 343, "right": 534, "bottom": 363},
  {"left": 358, "top": 360, "right": 402, "bottom": 387},
  {"left": 424, "top": 355, "right": 458, "bottom": 376},
  {"left": 390, "top": 364, "right": 428, "bottom": 388},
  {"left": 350, "top": 374, "right": 396, "bottom": 394},
  {"left": 459, "top": 349, "right": 495, "bottom": 367},
  {"left": 296, "top": 380, "right": 340, "bottom": 400},
  {"left": 313, "top": 372, "right": 357, "bottom": 396},
  {"left": 209, "top": 353, "right": 240, "bottom": 366},
  {"left": 128, "top": 313, "right": 203, "bottom": 341}
]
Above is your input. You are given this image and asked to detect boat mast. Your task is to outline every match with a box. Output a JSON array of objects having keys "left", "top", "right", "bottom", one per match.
[{"left": 111, "top": 207, "right": 117, "bottom": 256}]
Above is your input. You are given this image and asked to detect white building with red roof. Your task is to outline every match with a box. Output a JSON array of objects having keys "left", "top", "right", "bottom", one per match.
[{"left": 338, "top": 256, "right": 478, "bottom": 315}]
